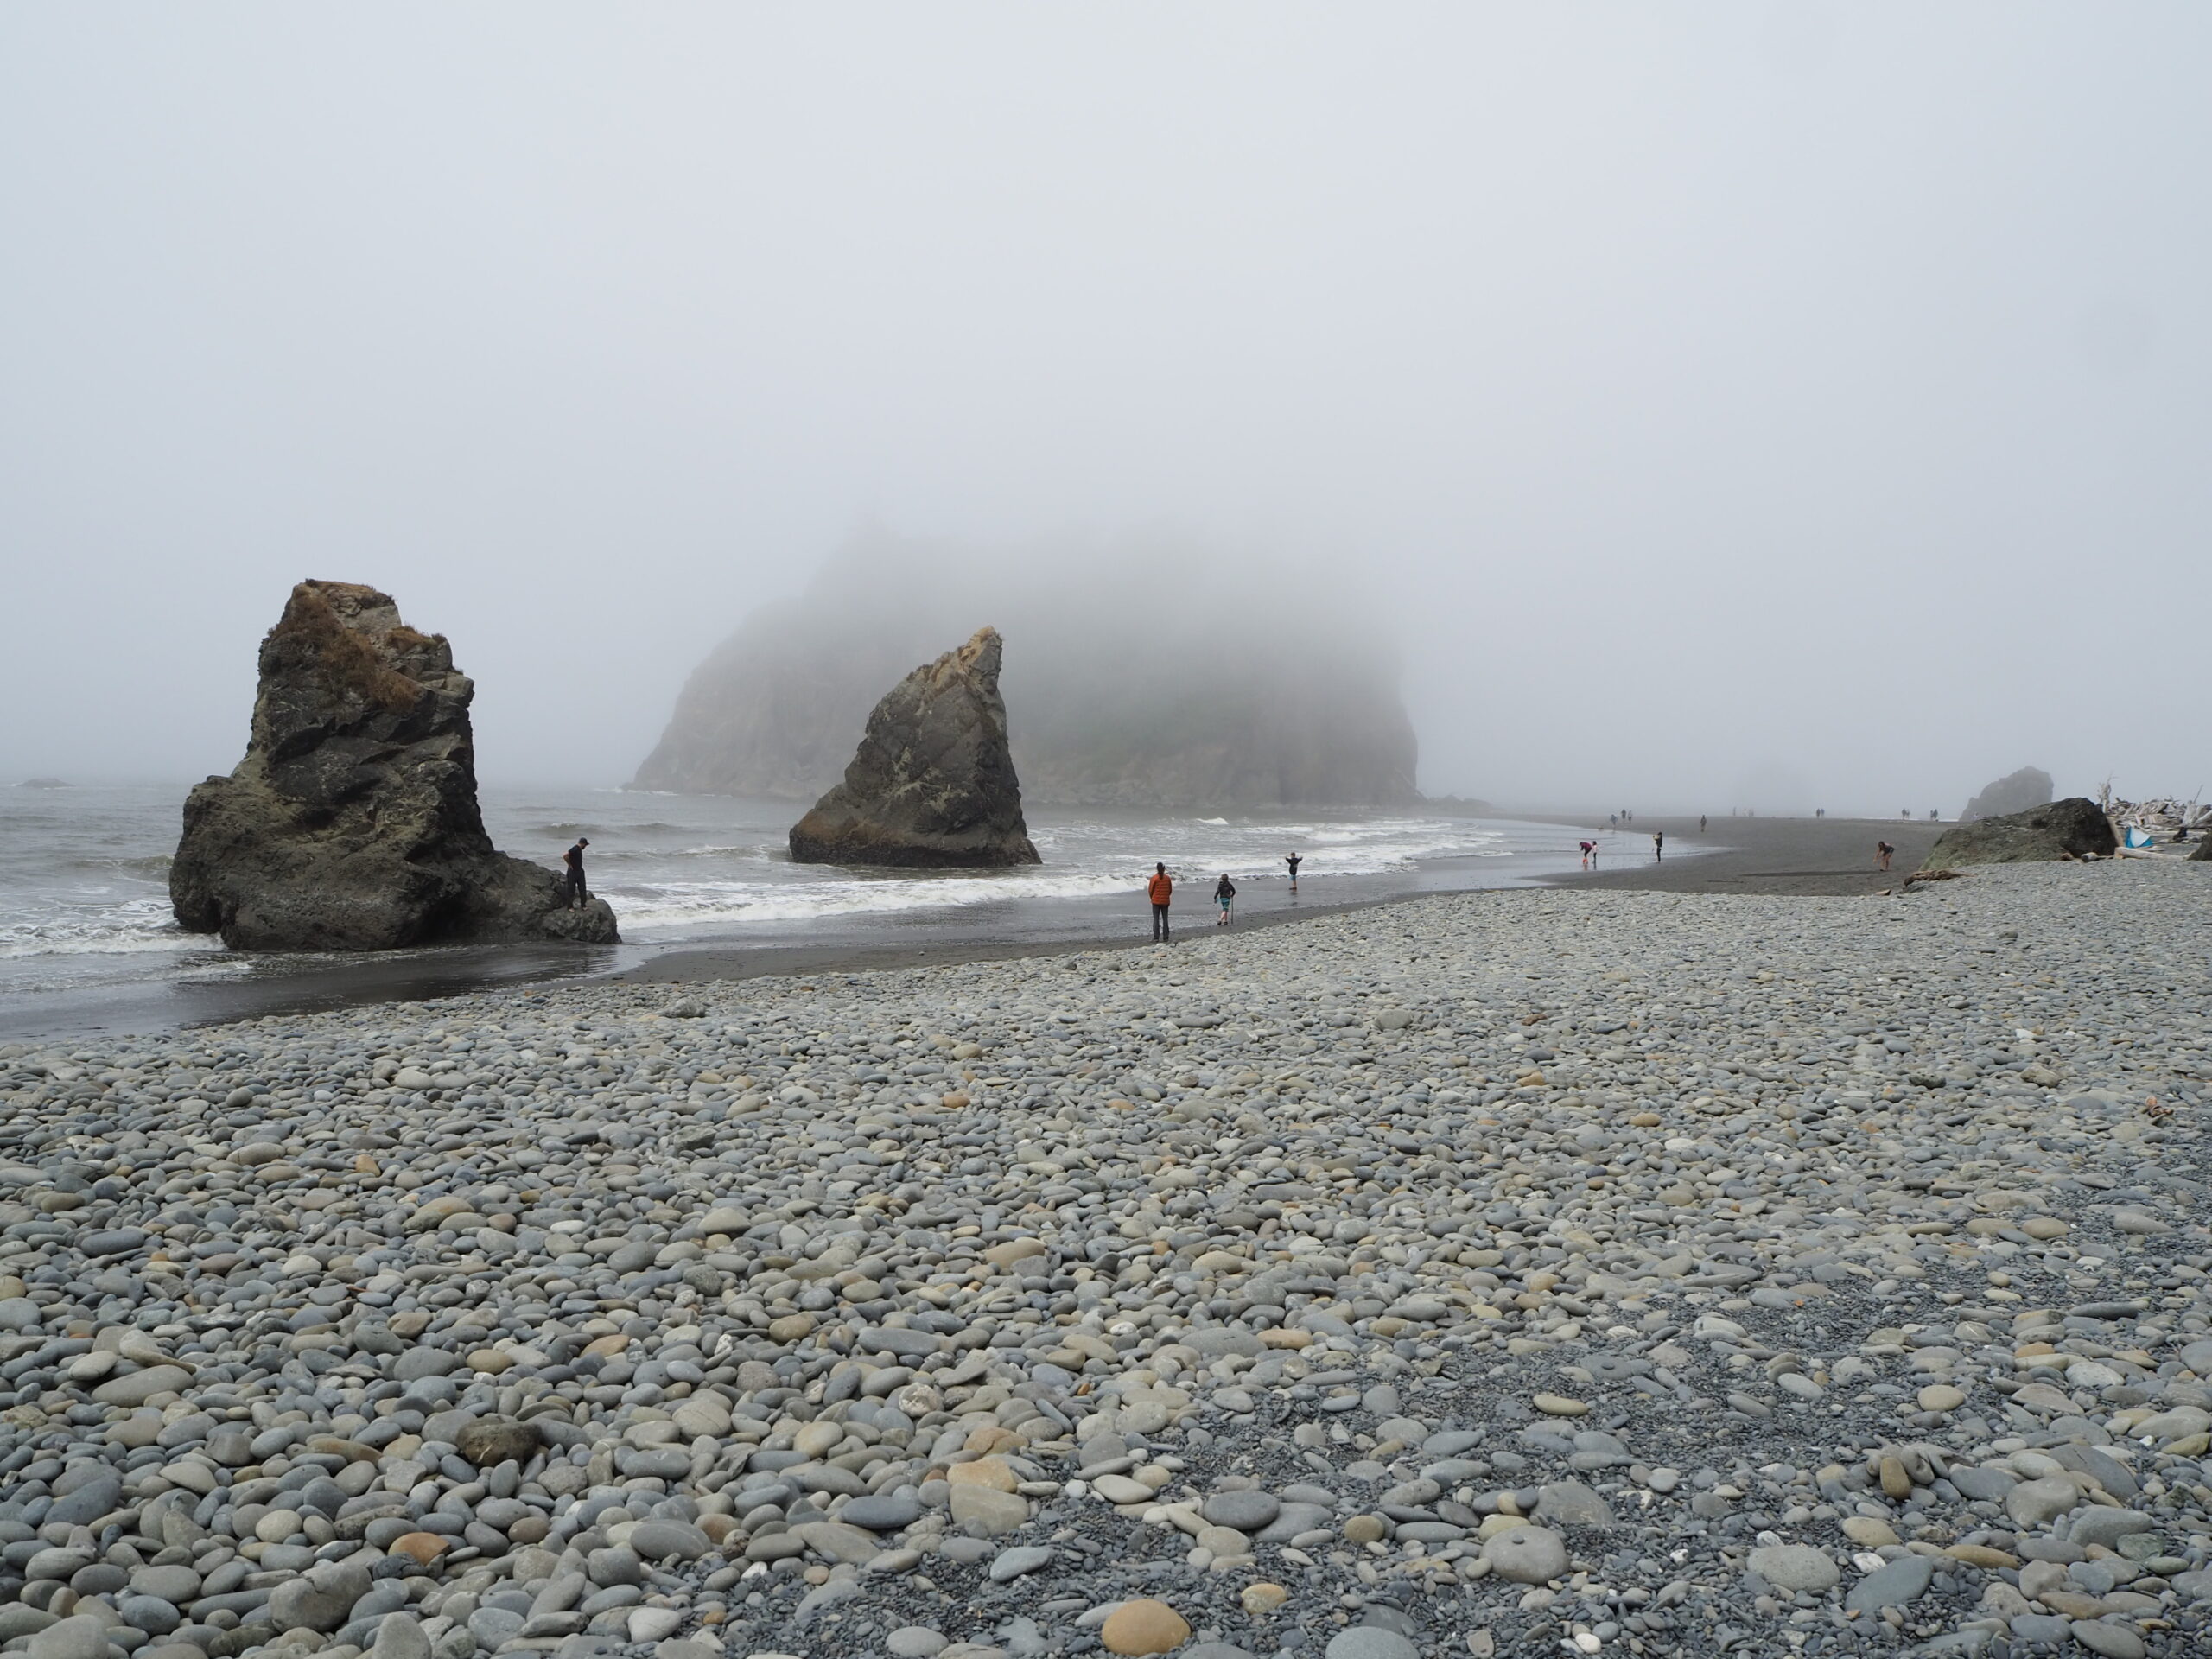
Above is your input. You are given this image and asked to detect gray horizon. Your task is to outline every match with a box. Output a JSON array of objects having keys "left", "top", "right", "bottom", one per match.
[{"left": 3, "top": 5, "right": 2206, "bottom": 818}]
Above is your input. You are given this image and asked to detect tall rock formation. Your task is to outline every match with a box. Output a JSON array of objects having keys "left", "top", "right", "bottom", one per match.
[
  {"left": 1919, "top": 797, "right": 2116, "bottom": 871},
  {"left": 633, "top": 533, "right": 1420, "bottom": 808},
  {"left": 789, "top": 628, "right": 1041, "bottom": 868},
  {"left": 171, "top": 581, "right": 619, "bottom": 950},
  {"left": 1960, "top": 766, "right": 2054, "bottom": 823}
]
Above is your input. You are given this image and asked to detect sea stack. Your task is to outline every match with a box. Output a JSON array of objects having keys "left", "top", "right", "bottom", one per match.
[
  {"left": 170, "top": 580, "right": 619, "bottom": 950},
  {"left": 789, "top": 626, "right": 1041, "bottom": 868},
  {"left": 1919, "top": 796, "right": 2117, "bottom": 871},
  {"left": 1959, "top": 766, "right": 2054, "bottom": 823}
]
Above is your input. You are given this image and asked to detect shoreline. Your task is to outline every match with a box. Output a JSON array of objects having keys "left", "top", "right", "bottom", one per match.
[
  {"left": 607, "top": 813, "right": 1951, "bottom": 989},
  {"left": 1, "top": 817, "right": 1950, "bottom": 1039}
]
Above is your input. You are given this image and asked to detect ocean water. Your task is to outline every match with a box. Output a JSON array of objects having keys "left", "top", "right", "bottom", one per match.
[{"left": 0, "top": 783, "right": 1600, "bottom": 1036}]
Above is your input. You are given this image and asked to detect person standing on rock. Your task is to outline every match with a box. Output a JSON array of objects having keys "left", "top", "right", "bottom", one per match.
[
  {"left": 1214, "top": 874, "right": 1236, "bottom": 925},
  {"left": 1147, "top": 862, "right": 1173, "bottom": 943},
  {"left": 563, "top": 838, "right": 590, "bottom": 908},
  {"left": 1285, "top": 852, "right": 1301, "bottom": 893}
]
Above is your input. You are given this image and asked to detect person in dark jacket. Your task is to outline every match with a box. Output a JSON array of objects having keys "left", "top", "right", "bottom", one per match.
[
  {"left": 1214, "top": 874, "right": 1236, "bottom": 925},
  {"left": 563, "top": 838, "right": 590, "bottom": 908}
]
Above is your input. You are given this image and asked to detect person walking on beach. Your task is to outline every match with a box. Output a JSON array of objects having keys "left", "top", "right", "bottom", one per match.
[
  {"left": 563, "top": 838, "right": 590, "bottom": 908},
  {"left": 1214, "top": 873, "right": 1236, "bottom": 925},
  {"left": 1876, "top": 840, "right": 1894, "bottom": 872},
  {"left": 1699, "top": 815, "right": 1707, "bottom": 834},
  {"left": 1147, "top": 862, "right": 1173, "bottom": 943},
  {"left": 1285, "top": 852, "right": 1302, "bottom": 893},
  {"left": 1652, "top": 830, "right": 1663, "bottom": 861}
]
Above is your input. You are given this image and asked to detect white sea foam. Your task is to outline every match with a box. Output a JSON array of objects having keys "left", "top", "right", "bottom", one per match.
[{"left": 0, "top": 785, "right": 1589, "bottom": 1023}]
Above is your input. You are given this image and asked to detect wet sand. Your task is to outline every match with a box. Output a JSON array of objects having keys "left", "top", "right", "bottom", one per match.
[{"left": 1540, "top": 813, "right": 1948, "bottom": 896}]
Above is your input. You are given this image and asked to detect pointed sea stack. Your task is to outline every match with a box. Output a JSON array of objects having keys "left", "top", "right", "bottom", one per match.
[
  {"left": 170, "top": 580, "right": 619, "bottom": 950},
  {"left": 789, "top": 627, "right": 1041, "bottom": 868}
]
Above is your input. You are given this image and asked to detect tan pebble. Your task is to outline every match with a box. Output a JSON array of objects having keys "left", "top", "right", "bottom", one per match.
[
  {"left": 582, "top": 1333, "right": 630, "bottom": 1357},
  {"left": 965, "top": 1425, "right": 1025, "bottom": 1454},
  {"left": 1101, "top": 1599, "right": 1191, "bottom": 1656},
  {"left": 1879, "top": 1455, "right": 1911, "bottom": 1500},
  {"left": 1630, "top": 1112, "right": 1662, "bottom": 1127},
  {"left": 1241, "top": 1583, "right": 1288, "bottom": 1616},
  {"left": 2020, "top": 1217, "right": 2069, "bottom": 1239},
  {"left": 1842, "top": 1517, "right": 1899, "bottom": 1547},
  {"left": 1533, "top": 1393, "right": 1589, "bottom": 1417},
  {"left": 390, "top": 1531, "right": 450, "bottom": 1565},
  {"left": 947, "top": 1456, "right": 1018, "bottom": 1492},
  {"left": 1918, "top": 1384, "right": 1967, "bottom": 1413},
  {"left": 1945, "top": 1544, "right": 2018, "bottom": 1568},
  {"left": 767, "top": 1314, "right": 815, "bottom": 1344},
  {"left": 1343, "top": 1515, "right": 1389, "bottom": 1543},
  {"left": 254, "top": 1509, "right": 300, "bottom": 1543},
  {"left": 467, "top": 1349, "right": 513, "bottom": 1375}
]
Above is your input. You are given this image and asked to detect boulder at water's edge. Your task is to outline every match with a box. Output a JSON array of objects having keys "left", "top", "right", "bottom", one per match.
[
  {"left": 171, "top": 581, "right": 619, "bottom": 950},
  {"left": 1919, "top": 797, "right": 2116, "bottom": 871},
  {"left": 789, "top": 627, "right": 1041, "bottom": 868}
]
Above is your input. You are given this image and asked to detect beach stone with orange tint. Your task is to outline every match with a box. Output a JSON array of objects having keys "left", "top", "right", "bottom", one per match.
[
  {"left": 388, "top": 1532, "right": 449, "bottom": 1566},
  {"left": 1101, "top": 1600, "right": 1191, "bottom": 1656}
]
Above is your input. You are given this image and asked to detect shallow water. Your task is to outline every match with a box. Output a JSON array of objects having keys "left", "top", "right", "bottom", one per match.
[{"left": 0, "top": 782, "right": 1599, "bottom": 1037}]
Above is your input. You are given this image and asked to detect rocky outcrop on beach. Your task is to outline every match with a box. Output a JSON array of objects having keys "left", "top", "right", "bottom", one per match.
[
  {"left": 789, "top": 626, "right": 1041, "bottom": 868},
  {"left": 1920, "top": 796, "right": 2118, "bottom": 871},
  {"left": 633, "top": 532, "right": 1421, "bottom": 807},
  {"left": 1961, "top": 766, "right": 2054, "bottom": 823},
  {"left": 3, "top": 862, "right": 2210, "bottom": 1659},
  {"left": 170, "top": 580, "right": 618, "bottom": 949}
]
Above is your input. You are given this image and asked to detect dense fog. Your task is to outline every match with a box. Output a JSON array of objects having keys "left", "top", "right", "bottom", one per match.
[{"left": 3, "top": 7, "right": 2206, "bottom": 816}]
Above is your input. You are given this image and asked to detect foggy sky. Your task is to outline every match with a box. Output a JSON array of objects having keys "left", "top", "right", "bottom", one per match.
[{"left": 3, "top": 5, "right": 2207, "bottom": 816}]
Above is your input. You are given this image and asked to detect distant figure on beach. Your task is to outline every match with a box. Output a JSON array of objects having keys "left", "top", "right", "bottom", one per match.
[
  {"left": 1214, "top": 874, "right": 1236, "bottom": 925},
  {"left": 1877, "top": 840, "right": 1894, "bottom": 872},
  {"left": 1147, "top": 862, "right": 1173, "bottom": 943},
  {"left": 1579, "top": 839, "right": 1595, "bottom": 868},
  {"left": 563, "top": 838, "right": 590, "bottom": 908},
  {"left": 1285, "top": 852, "right": 1301, "bottom": 893},
  {"left": 1698, "top": 815, "right": 1707, "bottom": 833},
  {"left": 1652, "top": 830, "right": 1663, "bottom": 861},
  {"left": 1816, "top": 807, "right": 1825, "bottom": 818},
  {"left": 1609, "top": 814, "right": 1617, "bottom": 828}
]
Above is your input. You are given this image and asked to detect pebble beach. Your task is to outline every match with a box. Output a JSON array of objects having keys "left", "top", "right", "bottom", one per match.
[{"left": 1, "top": 862, "right": 2209, "bottom": 1659}]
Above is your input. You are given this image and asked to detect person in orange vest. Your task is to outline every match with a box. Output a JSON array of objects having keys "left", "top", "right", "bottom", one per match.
[{"left": 1147, "top": 862, "right": 1173, "bottom": 943}]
